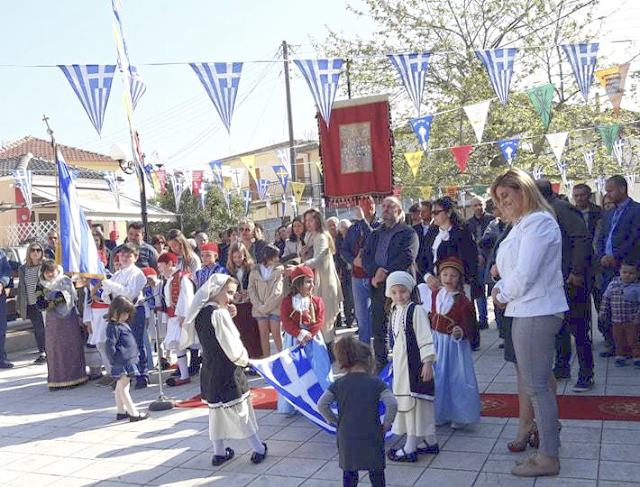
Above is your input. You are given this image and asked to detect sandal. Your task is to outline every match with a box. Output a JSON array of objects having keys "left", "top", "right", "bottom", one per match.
[
  {"left": 387, "top": 447, "right": 418, "bottom": 462},
  {"left": 416, "top": 441, "right": 439, "bottom": 455},
  {"left": 508, "top": 422, "right": 538, "bottom": 452},
  {"left": 250, "top": 442, "right": 268, "bottom": 464},
  {"left": 212, "top": 447, "right": 234, "bottom": 466}
]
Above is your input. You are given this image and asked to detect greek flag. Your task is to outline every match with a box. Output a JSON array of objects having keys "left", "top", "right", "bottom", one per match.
[
  {"left": 170, "top": 173, "right": 186, "bottom": 212},
  {"left": 129, "top": 66, "right": 146, "bottom": 111},
  {"left": 190, "top": 62, "right": 243, "bottom": 133},
  {"left": 533, "top": 166, "right": 543, "bottom": 180},
  {"left": 281, "top": 197, "right": 287, "bottom": 217},
  {"left": 294, "top": 59, "right": 343, "bottom": 128},
  {"left": 209, "top": 160, "right": 224, "bottom": 191},
  {"left": 409, "top": 115, "right": 434, "bottom": 151},
  {"left": 251, "top": 347, "right": 394, "bottom": 434},
  {"left": 388, "top": 53, "right": 432, "bottom": 115},
  {"left": 273, "top": 165, "right": 289, "bottom": 193},
  {"left": 613, "top": 139, "right": 624, "bottom": 166},
  {"left": 57, "top": 151, "right": 106, "bottom": 276},
  {"left": 275, "top": 148, "right": 292, "bottom": 175},
  {"left": 244, "top": 189, "right": 252, "bottom": 216},
  {"left": 498, "top": 138, "right": 519, "bottom": 166},
  {"left": 584, "top": 149, "right": 595, "bottom": 174},
  {"left": 58, "top": 64, "right": 116, "bottom": 135},
  {"left": 12, "top": 170, "right": 33, "bottom": 213},
  {"left": 257, "top": 179, "right": 270, "bottom": 201},
  {"left": 199, "top": 182, "right": 209, "bottom": 210},
  {"left": 476, "top": 48, "right": 517, "bottom": 105},
  {"left": 562, "top": 43, "right": 599, "bottom": 102},
  {"left": 101, "top": 171, "right": 121, "bottom": 209}
]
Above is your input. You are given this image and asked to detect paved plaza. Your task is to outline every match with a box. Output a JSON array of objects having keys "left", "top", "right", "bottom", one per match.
[{"left": 1, "top": 325, "right": 640, "bottom": 487}]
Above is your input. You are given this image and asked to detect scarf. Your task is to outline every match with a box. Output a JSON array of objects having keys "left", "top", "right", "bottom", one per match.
[
  {"left": 291, "top": 293, "right": 315, "bottom": 327},
  {"left": 259, "top": 264, "right": 274, "bottom": 281},
  {"left": 40, "top": 265, "right": 76, "bottom": 306}
]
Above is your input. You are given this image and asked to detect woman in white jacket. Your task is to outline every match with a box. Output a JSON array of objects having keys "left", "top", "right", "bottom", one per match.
[{"left": 490, "top": 169, "right": 568, "bottom": 478}]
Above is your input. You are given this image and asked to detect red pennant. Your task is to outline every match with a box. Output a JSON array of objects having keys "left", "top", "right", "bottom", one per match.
[
  {"left": 451, "top": 145, "right": 474, "bottom": 173},
  {"left": 192, "top": 170, "right": 204, "bottom": 196}
]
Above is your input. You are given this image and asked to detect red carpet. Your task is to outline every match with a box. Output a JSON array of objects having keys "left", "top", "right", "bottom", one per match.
[{"left": 175, "top": 388, "right": 277, "bottom": 410}]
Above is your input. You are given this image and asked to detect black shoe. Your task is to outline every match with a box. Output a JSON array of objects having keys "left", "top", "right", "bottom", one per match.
[
  {"left": 129, "top": 412, "right": 150, "bottom": 422},
  {"left": 250, "top": 442, "right": 268, "bottom": 464},
  {"left": 599, "top": 349, "right": 615, "bottom": 357},
  {"left": 387, "top": 447, "right": 418, "bottom": 462},
  {"left": 188, "top": 365, "right": 201, "bottom": 377},
  {"left": 212, "top": 447, "right": 234, "bottom": 466},
  {"left": 134, "top": 378, "right": 148, "bottom": 390},
  {"left": 553, "top": 368, "right": 571, "bottom": 380},
  {"left": 416, "top": 442, "right": 440, "bottom": 455},
  {"left": 479, "top": 322, "right": 489, "bottom": 330},
  {"left": 116, "top": 413, "right": 129, "bottom": 421},
  {"left": 572, "top": 376, "right": 595, "bottom": 392},
  {"left": 0, "top": 361, "right": 15, "bottom": 369},
  {"left": 498, "top": 343, "right": 505, "bottom": 349},
  {"left": 33, "top": 354, "right": 47, "bottom": 364}
]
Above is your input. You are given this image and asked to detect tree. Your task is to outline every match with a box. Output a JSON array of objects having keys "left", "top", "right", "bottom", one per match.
[
  {"left": 149, "top": 185, "right": 245, "bottom": 238},
  {"left": 321, "top": 0, "right": 639, "bottom": 199}
]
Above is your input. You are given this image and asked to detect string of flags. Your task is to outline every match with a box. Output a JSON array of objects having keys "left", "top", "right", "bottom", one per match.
[{"left": 12, "top": 169, "right": 33, "bottom": 214}]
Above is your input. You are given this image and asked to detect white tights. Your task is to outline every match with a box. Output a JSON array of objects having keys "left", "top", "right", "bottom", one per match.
[{"left": 115, "top": 376, "right": 139, "bottom": 416}]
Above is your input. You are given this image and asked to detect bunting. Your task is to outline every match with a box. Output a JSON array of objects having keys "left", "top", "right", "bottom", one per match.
[
  {"left": 409, "top": 115, "right": 433, "bottom": 151},
  {"left": 613, "top": 139, "right": 625, "bottom": 166},
  {"left": 445, "top": 186, "right": 458, "bottom": 198},
  {"left": 463, "top": 100, "right": 491, "bottom": 143},
  {"left": 545, "top": 132, "right": 569, "bottom": 163},
  {"left": 243, "top": 189, "right": 252, "bottom": 216},
  {"left": 596, "top": 124, "right": 620, "bottom": 154},
  {"left": 595, "top": 64, "right": 630, "bottom": 116},
  {"left": 475, "top": 48, "right": 517, "bottom": 105},
  {"left": 281, "top": 196, "right": 287, "bottom": 218},
  {"left": 191, "top": 170, "right": 204, "bottom": 196},
  {"left": 291, "top": 195, "right": 298, "bottom": 216},
  {"left": 533, "top": 166, "right": 543, "bottom": 180},
  {"left": 190, "top": 62, "right": 243, "bottom": 133},
  {"left": 498, "top": 138, "right": 520, "bottom": 166},
  {"left": 12, "top": 169, "right": 33, "bottom": 214},
  {"left": 459, "top": 190, "right": 467, "bottom": 208},
  {"left": 294, "top": 58, "right": 343, "bottom": 127},
  {"left": 275, "top": 148, "right": 292, "bottom": 175},
  {"left": 404, "top": 151, "right": 423, "bottom": 177},
  {"left": 291, "top": 181, "right": 306, "bottom": 204},
  {"left": 257, "top": 179, "right": 270, "bottom": 201},
  {"left": 229, "top": 167, "right": 246, "bottom": 194},
  {"left": 420, "top": 186, "right": 432, "bottom": 201},
  {"left": 240, "top": 155, "right": 258, "bottom": 185},
  {"left": 265, "top": 193, "right": 271, "bottom": 214},
  {"left": 388, "top": 53, "right": 431, "bottom": 115},
  {"left": 273, "top": 165, "right": 290, "bottom": 192},
  {"left": 101, "top": 171, "right": 121, "bottom": 209},
  {"left": 527, "top": 83, "right": 555, "bottom": 130},
  {"left": 557, "top": 160, "right": 568, "bottom": 185},
  {"left": 561, "top": 43, "right": 599, "bottom": 102},
  {"left": 596, "top": 176, "right": 606, "bottom": 196},
  {"left": 170, "top": 173, "right": 186, "bottom": 212},
  {"left": 129, "top": 65, "right": 146, "bottom": 111},
  {"left": 58, "top": 65, "right": 116, "bottom": 135},
  {"left": 583, "top": 149, "right": 595, "bottom": 175},
  {"left": 306, "top": 197, "right": 313, "bottom": 208},
  {"left": 451, "top": 145, "right": 473, "bottom": 173},
  {"left": 209, "top": 160, "right": 224, "bottom": 190},
  {"left": 224, "top": 190, "right": 232, "bottom": 215},
  {"left": 316, "top": 160, "right": 323, "bottom": 175}
]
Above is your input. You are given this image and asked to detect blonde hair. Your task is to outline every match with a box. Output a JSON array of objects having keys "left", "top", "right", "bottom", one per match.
[
  {"left": 226, "top": 242, "right": 254, "bottom": 274},
  {"left": 490, "top": 168, "right": 554, "bottom": 218},
  {"left": 24, "top": 242, "right": 44, "bottom": 266}
]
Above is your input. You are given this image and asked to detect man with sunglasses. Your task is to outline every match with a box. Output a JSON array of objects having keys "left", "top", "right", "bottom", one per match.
[
  {"left": 44, "top": 231, "right": 57, "bottom": 260},
  {"left": 0, "top": 248, "right": 14, "bottom": 368}
]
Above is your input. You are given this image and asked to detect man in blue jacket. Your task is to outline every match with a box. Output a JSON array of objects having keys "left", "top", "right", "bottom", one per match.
[
  {"left": 0, "top": 249, "right": 14, "bottom": 369},
  {"left": 595, "top": 175, "right": 640, "bottom": 354},
  {"left": 361, "top": 196, "right": 419, "bottom": 371}
]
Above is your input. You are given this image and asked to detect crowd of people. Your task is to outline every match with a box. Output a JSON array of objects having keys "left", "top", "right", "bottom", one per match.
[{"left": 0, "top": 168, "right": 639, "bottom": 482}]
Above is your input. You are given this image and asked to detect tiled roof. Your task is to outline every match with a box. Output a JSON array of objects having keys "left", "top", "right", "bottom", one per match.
[
  {"left": 0, "top": 135, "right": 113, "bottom": 163},
  {"left": 0, "top": 155, "right": 105, "bottom": 180}
]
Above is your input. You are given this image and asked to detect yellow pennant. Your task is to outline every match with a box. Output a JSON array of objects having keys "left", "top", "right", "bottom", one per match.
[
  {"left": 223, "top": 177, "right": 233, "bottom": 191},
  {"left": 291, "top": 181, "right": 306, "bottom": 204},
  {"left": 240, "top": 156, "right": 258, "bottom": 185},
  {"left": 420, "top": 186, "right": 432, "bottom": 201},
  {"left": 316, "top": 160, "right": 323, "bottom": 174},
  {"left": 595, "top": 64, "right": 630, "bottom": 117},
  {"left": 404, "top": 151, "right": 423, "bottom": 177},
  {"left": 150, "top": 171, "right": 161, "bottom": 193}
]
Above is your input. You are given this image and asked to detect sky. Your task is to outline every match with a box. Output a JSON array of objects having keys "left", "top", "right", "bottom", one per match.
[{"left": 0, "top": 0, "right": 639, "bottom": 196}]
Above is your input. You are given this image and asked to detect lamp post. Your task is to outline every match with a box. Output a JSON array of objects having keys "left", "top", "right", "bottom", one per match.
[{"left": 110, "top": 143, "right": 149, "bottom": 241}]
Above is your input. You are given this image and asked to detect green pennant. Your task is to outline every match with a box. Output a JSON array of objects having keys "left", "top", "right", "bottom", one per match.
[
  {"left": 527, "top": 83, "right": 555, "bottom": 131},
  {"left": 596, "top": 124, "right": 621, "bottom": 154},
  {"left": 473, "top": 185, "right": 488, "bottom": 196}
]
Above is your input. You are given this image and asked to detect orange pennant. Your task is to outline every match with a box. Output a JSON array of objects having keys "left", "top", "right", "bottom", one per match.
[{"left": 451, "top": 145, "right": 473, "bottom": 173}]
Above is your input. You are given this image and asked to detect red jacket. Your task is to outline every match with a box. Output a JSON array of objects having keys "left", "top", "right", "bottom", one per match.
[
  {"left": 429, "top": 291, "right": 475, "bottom": 339},
  {"left": 280, "top": 294, "right": 325, "bottom": 338}
]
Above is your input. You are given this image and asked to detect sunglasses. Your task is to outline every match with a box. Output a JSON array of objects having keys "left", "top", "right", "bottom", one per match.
[
  {"left": 432, "top": 209, "right": 446, "bottom": 215},
  {"left": 30, "top": 248, "right": 43, "bottom": 253}
]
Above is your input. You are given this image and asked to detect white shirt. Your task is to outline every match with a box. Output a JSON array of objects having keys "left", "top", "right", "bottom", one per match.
[
  {"left": 494, "top": 211, "right": 568, "bottom": 317},
  {"left": 431, "top": 228, "right": 450, "bottom": 263},
  {"left": 101, "top": 264, "right": 146, "bottom": 304}
]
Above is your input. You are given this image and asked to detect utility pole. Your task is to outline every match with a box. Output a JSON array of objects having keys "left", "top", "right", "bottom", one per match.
[
  {"left": 282, "top": 40, "right": 296, "bottom": 182},
  {"left": 346, "top": 59, "right": 352, "bottom": 99}
]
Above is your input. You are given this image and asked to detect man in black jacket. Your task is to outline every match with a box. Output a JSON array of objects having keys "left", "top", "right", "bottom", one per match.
[
  {"left": 362, "top": 196, "right": 419, "bottom": 371},
  {"left": 572, "top": 183, "right": 602, "bottom": 243},
  {"left": 537, "top": 180, "right": 595, "bottom": 392},
  {"left": 466, "top": 197, "right": 494, "bottom": 329}
]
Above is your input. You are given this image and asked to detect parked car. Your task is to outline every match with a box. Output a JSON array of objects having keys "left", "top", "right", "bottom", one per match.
[{"left": 2, "top": 246, "right": 28, "bottom": 321}]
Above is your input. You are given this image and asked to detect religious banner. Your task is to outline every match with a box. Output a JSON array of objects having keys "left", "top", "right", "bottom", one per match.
[
  {"left": 451, "top": 145, "right": 473, "bottom": 173},
  {"left": 498, "top": 138, "right": 520, "bottom": 166},
  {"left": 273, "top": 165, "right": 289, "bottom": 193},
  {"left": 295, "top": 58, "right": 343, "bottom": 127},
  {"left": 155, "top": 169, "right": 167, "bottom": 195},
  {"left": 596, "top": 124, "right": 620, "bottom": 154},
  {"left": 545, "top": 132, "right": 569, "bottom": 163},
  {"left": 583, "top": 149, "right": 595, "bottom": 175},
  {"left": 191, "top": 170, "right": 204, "bottom": 196},
  {"left": 420, "top": 186, "right": 432, "bottom": 201},
  {"left": 291, "top": 181, "right": 306, "bottom": 204},
  {"left": 404, "top": 151, "right": 423, "bottom": 177},
  {"left": 595, "top": 64, "right": 630, "bottom": 116},
  {"left": 243, "top": 189, "right": 252, "bottom": 216},
  {"left": 409, "top": 115, "right": 433, "bottom": 151},
  {"left": 476, "top": 48, "right": 517, "bottom": 105},
  {"left": 319, "top": 95, "right": 393, "bottom": 204},
  {"left": 561, "top": 43, "right": 599, "bottom": 101},
  {"left": 209, "top": 160, "right": 224, "bottom": 190},
  {"left": 463, "top": 100, "right": 490, "bottom": 143},
  {"left": 241, "top": 155, "right": 258, "bottom": 185},
  {"left": 527, "top": 83, "right": 555, "bottom": 130},
  {"left": 388, "top": 53, "right": 431, "bottom": 115}
]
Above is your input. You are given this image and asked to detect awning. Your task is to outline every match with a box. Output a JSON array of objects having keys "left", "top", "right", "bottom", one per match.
[{"left": 31, "top": 186, "right": 178, "bottom": 222}]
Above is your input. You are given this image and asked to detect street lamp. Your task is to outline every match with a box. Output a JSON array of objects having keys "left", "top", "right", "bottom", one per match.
[{"left": 110, "top": 142, "right": 149, "bottom": 241}]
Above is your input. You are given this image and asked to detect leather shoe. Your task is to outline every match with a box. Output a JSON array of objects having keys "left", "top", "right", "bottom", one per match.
[
  {"left": 212, "top": 447, "right": 234, "bottom": 466},
  {"left": 250, "top": 442, "right": 268, "bottom": 464},
  {"left": 134, "top": 377, "right": 148, "bottom": 389},
  {"left": 166, "top": 377, "right": 191, "bottom": 387},
  {"left": 129, "top": 412, "right": 150, "bottom": 422},
  {"left": 116, "top": 413, "right": 129, "bottom": 421},
  {"left": 0, "top": 361, "right": 15, "bottom": 369}
]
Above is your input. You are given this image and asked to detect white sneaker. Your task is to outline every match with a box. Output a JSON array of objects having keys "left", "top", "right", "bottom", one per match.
[{"left": 450, "top": 422, "right": 468, "bottom": 429}]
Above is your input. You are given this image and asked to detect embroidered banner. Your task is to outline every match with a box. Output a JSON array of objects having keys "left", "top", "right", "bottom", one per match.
[{"left": 155, "top": 169, "right": 167, "bottom": 195}]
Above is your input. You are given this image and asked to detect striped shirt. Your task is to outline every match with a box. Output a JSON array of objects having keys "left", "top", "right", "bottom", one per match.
[{"left": 23, "top": 265, "right": 41, "bottom": 305}]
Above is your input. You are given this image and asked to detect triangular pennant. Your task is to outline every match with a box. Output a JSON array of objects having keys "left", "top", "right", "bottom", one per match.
[
  {"left": 209, "top": 160, "right": 224, "bottom": 190},
  {"left": 275, "top": 148, "right": 293, "bottom": 175},
  {"left": 545, "top": 132, "right": 569, "bottom": 163},
  {"left": 533, "top": 166, "right": 543, "bottom": 180},
  {"left": 257, "top": 179, "right": 270, "bottom": 201},
  {"left": 388, "top": 53, "right": 432, "bottom": 115},
  {"left": 155, "top": 169, "right": 167, "bottom": 195},
  {"left": 498, "top": 139, "right": 520, "bottom": 166},
  {"left": 280, "top": 197, "right": 287, "bottom": 218},
  {"left": 463, "top": 100, "right": 491, "bottom": 143},
  {"left": 613, "top": 139, "right": 625, "bottom": 166},
  {"left": 294, "top": 59, "right": 343, "bottom": 127},
  {"left": 459, "top": 190, "right": 467, "bottom": 208},
  {"left": 182, "top": 170, "right": 193, "bottom": 195},
  {"left": 527, "top": 83, "right": 555, "bottom": 130},
  {"left": 583, "top": 149, "right": 595, "bottom": 175},
  {"left": 191, "top": 170, "right": 204, "bottom": 197},
  {"left": 451, "top": 145, "right": 473, "bottom": 173},
  {"left": 446, "top": 186, "right": 458, "bottom": 198},
  {"left": 241, "top": 155, "right": 258, "bottom": 185},
  {"left": 404, "top": 151, "right": 423, "bottom": 177},
  {"left": 101, "top": 171, "right": 120, "bottom": 209},
  {"left": 561, "top": 43, "right": 599, "bottom": 102},
  {"left": 473, "top": 185, "right": 487, "bottom": 196},
  {"left": 273, "top": 165, "right": 290, "bottom": 193},
  {"left": 224, "top": 190, "right": 232, "bottom": 215},
  {"left": 243, "top": 189, "right": 252, "bottom": 216},
  {"left": 306, "top": 197, "right": 313, "bottom": 208},
  {"left": 557, "top": 160, "right": 568, "bottom": 185},
  {"left": 626, "top": 174, "right": 636, "bottom": 191},
  {"left": 129, "top": 65, "right": 146, "bottom": 111},
  {"left": 596, "top": 124, "right": 620, "bottom": 154},
  {"left": 316, "top": 160, "right": 323, "bottom": 174},
  {"left": 12, "top": 169, "right": 33, "bottom": 214},
  {"left": 565, "top": 180, "right": 574, "bottom": 194},
  {"left": 190, "top": 62, "right": 243, "bottom": 133},
  {"left": 291, "top": 195, "right": 299, "bottom": 216},
  {"left": 169, "top": 173, "right": 186, "bottom": 212},
  {"left": 58, "top": 65, "right": 117, "bottom": 135},
  {"left": 291, "top": 182, "right": 306, "bottom": 204},
  {"left": 475, "top": 48, "right": 517, "bottom": 105},
  {"left": 595, "top": 64, "right": 630, "bottom": 116},
  {"left": 420, "top": 186, "right": 432, "bottom": 201},
  {"left": 409, "top": 115, "right": 433, "bottom": 151}
]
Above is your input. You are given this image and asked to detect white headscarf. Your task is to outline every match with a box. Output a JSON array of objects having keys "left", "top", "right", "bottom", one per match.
[{"left": 385, "top": 271, "right": 416, "bottom": 297}]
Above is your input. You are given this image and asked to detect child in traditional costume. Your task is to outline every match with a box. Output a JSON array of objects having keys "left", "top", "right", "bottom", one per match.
[
  {"left": 278, "top": 265, "right": 332, "bottom": 415},
  {"left": 318, "top": 336, "right": 397, "bottom": 487},
  {"left": 141, "top": 267, "right": 168, "bottom": 369},
  {"left": 105, "top": 296, "right": 149, "bottom": 422},
  {"left": 158, "top": 252, "right": 195, "bottom": 387},
  {"left": 181, "top": 273, "right": 267, "bottom": 467},
  {"left": 386, "top": 271, "right": 438, "bottom": 462},
  {"left": 195, "top": 242, "right": 229, "bottom": 289},
  {"left": 418, "top": 257, "right": 481, "bottom": 428}
]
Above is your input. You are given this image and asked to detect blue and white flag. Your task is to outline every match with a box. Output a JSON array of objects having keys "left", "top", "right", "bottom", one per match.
[
  {"left": 12, "top": 169, "right": 33, "bottom": 213},
  {"left": 613, "top": 138, "right": 625, "bottom": 166},
  {"left": 291, "top": 195, "right": 298, "bottom": 217},
  {"left": 170, "top": 173, "right": 186, "bottom": 212},
  {"left": 57, "top": 151, "right": 106, "bottom": 276},
  {"left": 388, "top": 53, "right": 432, "bottom": 115},
  {"left": 294, "top": 59, "right": 343, "bottom": 128},
  {"left": 476, "top": 48, "right": 517, "bottom": 105},
  {"left": 209, "top": 160, "right": 224, "bottom": 191},
  {"left": 265, "top": 193, "right": 271, "bottom": 214},
  {"left": 224, "top": 190, "right": 232, "bottom": 215},
  {"left": 129, "top": 65, "right": 146, "bottom": 111},
  {"left": 409, "top": 115, "right": 434, "bottom": 151},
  {"left": 199, "top": 182, "right": 209, "bottom": 210},
  {"left": 533, "top": 166, "right": 543, "bottom": 180},
  {"left": 58, "top": 65, "right": 116, "bottom": 135},
  {"left": 273, "top": 165, "right": 290, "bottom": 193},
  {"left": 101, "top": 171, "right": 121, "bottom": 209},
  {"left": 583, "top": 149, "right": 595, "bottom": 175},
  {"left": 596, "top": 176, "right": 606, "bottom": 196},
  {"left": 257, "top": 179, "right": 270, "bottom": 202},
  {"left": 561, "top": 43, "right": 598, "bottom": 102},
  {"left": 276, "top": 147, "right": 293, "bottom": 175},
  {"left": 498, "top": 138, "right": 520, "bottom": 166},
  {"left": 243, "top": 189, "right": 252, "bottom": 216},
  {"left": 557, "top": 160, "right": 568, "bottom": 185},
  {"left": 190, "top": 62, "right": 243, "bottom": 133},
  {"left": 280, "top": 196, "right": 287, "bottom": 217}
]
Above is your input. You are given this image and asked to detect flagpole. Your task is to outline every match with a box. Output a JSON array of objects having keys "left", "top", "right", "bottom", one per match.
[
  {"left": 282, "top": 40, "right": 296, "bottom": 183},
  {"left": 42, "top": 114, "right": 60, "bottom": 261}
]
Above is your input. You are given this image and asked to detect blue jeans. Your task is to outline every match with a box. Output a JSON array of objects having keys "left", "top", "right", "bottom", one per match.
[
  {"left": 352, "top": 277, "right": 372, "bottom": 345},
  {"left": 0, "top": 294, "right": 7, "bottom": 362},
  {"left": 131, "top": 306, "right": 148, "bottom": 379},
  {"left": 475, "top": 295, "right": 488, "bottom": 326}
]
